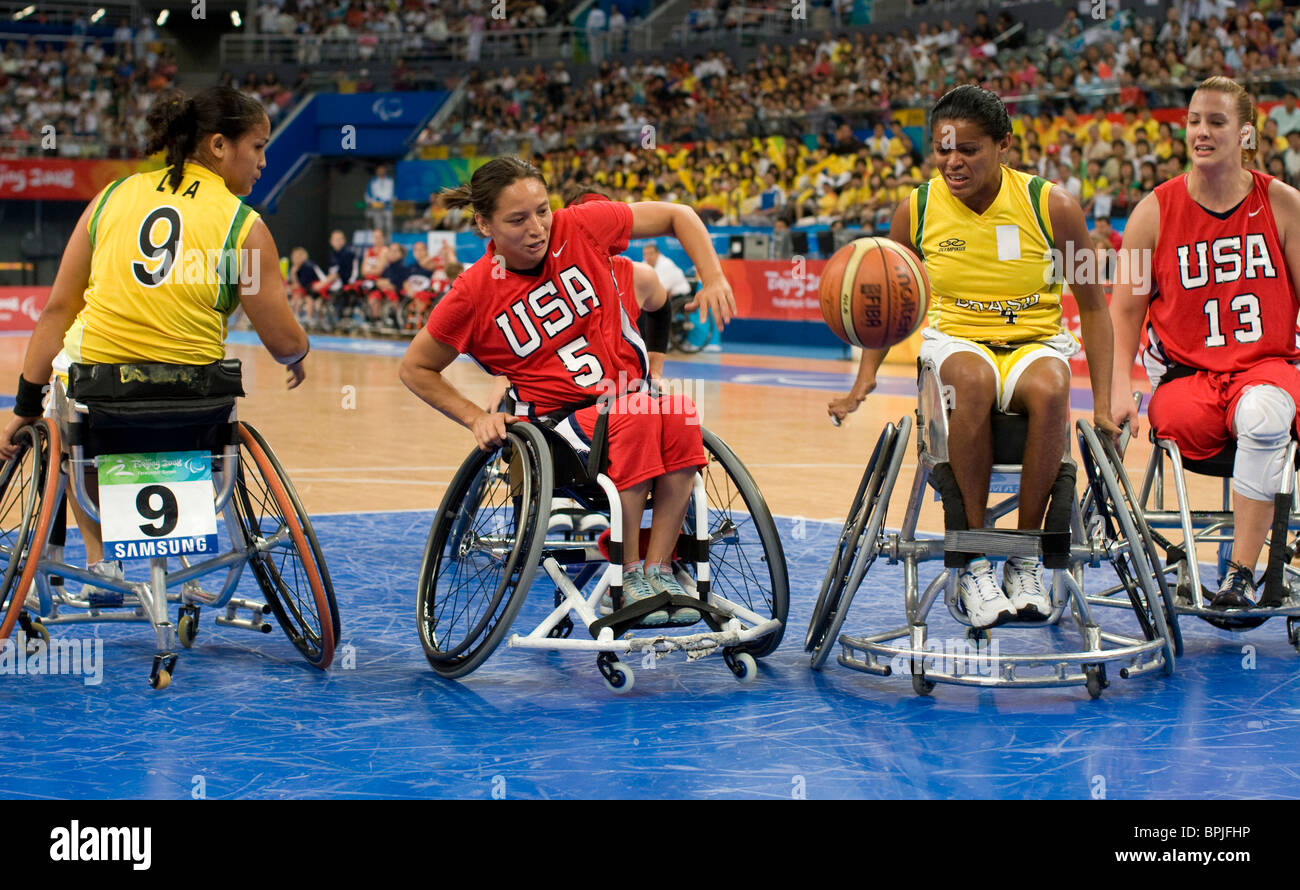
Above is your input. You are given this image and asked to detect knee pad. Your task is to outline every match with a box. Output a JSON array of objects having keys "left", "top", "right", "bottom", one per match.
[{"left": 1232, "top": 385, "right": 1296, "bottom": 500}]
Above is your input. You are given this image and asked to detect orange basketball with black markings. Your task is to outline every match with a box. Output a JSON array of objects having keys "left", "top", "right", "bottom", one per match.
[{"left": 819, "top": 237, "right": 930, "bottom": 349}]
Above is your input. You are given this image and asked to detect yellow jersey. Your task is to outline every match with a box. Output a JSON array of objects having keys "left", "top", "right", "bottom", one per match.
[
  {"left": 910, "top": 165, "right": 1062, "bottom": 344},
  {"left": 65, "top": 162, "right": 259, "bottom": 364}
]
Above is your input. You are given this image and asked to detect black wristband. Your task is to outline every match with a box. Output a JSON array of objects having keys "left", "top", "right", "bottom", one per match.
[{"left": 14, "top": 376, "right": 45, "bottom": 417}]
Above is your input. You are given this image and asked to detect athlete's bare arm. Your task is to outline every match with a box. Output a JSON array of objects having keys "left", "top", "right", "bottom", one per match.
[
  {"left": 827, "top": 199, "right": 908, "bottom": 424},
  {"left": 1047, "top": 185, "right": 1118, "bottom": 440},
  {"left": 1269, "top": 178, "right": 1300, "bottom": 301},
  {"left": 630, "top": 202, "right": 735, "bottom": 326},
  {"left": 240, "top": 219, "right": 310, "bottom": 388},
  {"left": 400, "top": 327, "right": 507, "bottom": 451},
  {"left": 632, "top": 260, "right": 667, "bottom": 311},
  {"left": 1108, "top": 192, "right": 1161, "bottom": 433}
]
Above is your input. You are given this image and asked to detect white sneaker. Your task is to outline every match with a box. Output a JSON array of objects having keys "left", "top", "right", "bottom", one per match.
[
  {"left": 959, "top": 557, "right": 1015, "bottom": 628},
  {"left": 83, "top": 559, "right": 125, "bottom": 604},
  {"left": 1003, "top": 556, "right": 1052, "bottom": 619}
]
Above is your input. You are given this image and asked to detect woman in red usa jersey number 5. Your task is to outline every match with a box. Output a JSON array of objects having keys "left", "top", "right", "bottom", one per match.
[
  {"left": 399, "top": 157, "right": 737, "bottom": 626},
  {"left": 1111, "top": 76, "right": 1300, "bottom": 613}
]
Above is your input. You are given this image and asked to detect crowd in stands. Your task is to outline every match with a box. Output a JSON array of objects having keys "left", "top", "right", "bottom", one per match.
[
  {"left": 0, "top": 16, "right": 300, "bottom": 159},
  {"left": 410, "top": 0, "right": 1300, "bottom": 238}
]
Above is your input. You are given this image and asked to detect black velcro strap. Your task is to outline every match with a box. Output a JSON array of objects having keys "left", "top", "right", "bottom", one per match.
[
  {"left": 1259, "top": 493, "right": 1292, "bottom": 607},
  {"left": 585, "top": 397, "right": 612, "bottom": 480},
  {"left": 589, "top": 590, "right": 673, "bottom": 638},
  {"left": 1043, "top": 462, "right": 1076, "bottom": 569},
  {"left": 931, "top": 462, "right": 974, "bottom": 567},
  {"left": 68, "top": 360, "right": 244, "bottom": 402}
]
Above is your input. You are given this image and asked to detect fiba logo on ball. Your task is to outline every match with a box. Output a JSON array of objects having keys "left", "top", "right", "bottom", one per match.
[{"left": 819, "top": 237, "right": 929, "bottom": 350}]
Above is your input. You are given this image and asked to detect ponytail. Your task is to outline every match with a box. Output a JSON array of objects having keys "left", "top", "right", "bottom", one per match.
[{"left": 145, "top": 86, "right": 267, "bottom": 193}]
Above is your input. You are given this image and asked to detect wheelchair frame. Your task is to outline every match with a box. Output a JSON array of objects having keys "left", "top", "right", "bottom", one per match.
[
  {"left": 0, "top": 367, "right": 339, "bottom": 689},
  {"left": 806, "top": 359, "right": 1176, "bottom": 698},
  {"left": 415, "top": 420, "right": 788, "bottom": 692},
  {"left": 1099, "top": 433, "right": 1300, "bottom": 649}
]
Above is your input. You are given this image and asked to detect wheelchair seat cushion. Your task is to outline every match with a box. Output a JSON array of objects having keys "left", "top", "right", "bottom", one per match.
[{"left": 991, "top": 413, "right": 1029, "bottom": 465}]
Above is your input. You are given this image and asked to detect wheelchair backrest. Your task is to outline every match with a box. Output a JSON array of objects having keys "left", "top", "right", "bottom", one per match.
[{"left": 64, "top": 360, "right": 243, "bottom": 458}]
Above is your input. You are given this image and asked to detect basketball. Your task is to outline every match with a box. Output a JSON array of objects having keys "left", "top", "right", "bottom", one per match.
[{"left": 819, "top": 237, "right": 930, "bottom": 349}]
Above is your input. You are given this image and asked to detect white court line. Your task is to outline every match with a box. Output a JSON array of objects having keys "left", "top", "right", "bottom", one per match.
[{"left": 290, "top": 466, "right": 464, "bottom": 473}]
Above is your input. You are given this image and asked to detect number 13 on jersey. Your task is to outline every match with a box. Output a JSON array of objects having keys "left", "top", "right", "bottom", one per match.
[
  {"left": 98, "top": 451, "right": 219, "bottom": 561},
  {"left": 1203, "top": 293, "right": 1263, "bottom": 347}
]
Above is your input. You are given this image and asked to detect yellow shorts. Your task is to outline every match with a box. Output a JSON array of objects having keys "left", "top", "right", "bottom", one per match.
[{"left": 920, "top": 328, "right": 1079, "bottom": 413}]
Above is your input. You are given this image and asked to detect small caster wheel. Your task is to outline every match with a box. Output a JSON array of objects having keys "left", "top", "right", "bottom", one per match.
[
  {"left": 150, "top": 669, "right": 171, "bottom": 690},
  {"left": 966, "top": 625, "right": 991, "bottom": 643},
  {"left": 548, "top": 616, "right": 574, "bottom": 639},
  {"left": 25, "top": 621, "right": 50, "bottom": 655},
  {"left": 911, "top": 671, "right": 935, "bottom": 696},
  {"left": 597, "top": 653, "right": 634, "bottom": 694},
  {"left": 727, "top": 651, "right": 757, "bottom": 684},
  {"left": 149, "top": 653, "right": 178, "bottom": 691},
  {"left": 177, "top": 614, "right": 198, "bottom": 649},
  {"left": 1084, "top": 664, "right": 1108, "bottom": 700},
  {"left": 1288, "top": 617, "right": 1299, "bottom": 649}
]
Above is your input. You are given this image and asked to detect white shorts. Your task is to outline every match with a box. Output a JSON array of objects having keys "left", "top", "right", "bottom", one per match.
[{"left": 920, "top": 328, "right": 1079, "bottom": 414}]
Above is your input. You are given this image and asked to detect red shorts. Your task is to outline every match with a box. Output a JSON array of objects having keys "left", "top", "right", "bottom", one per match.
[
  {"left": 1147, "top": 358, "right": 1300, "bottom": 460},
  {"left": 570, "top": 391, "right": 706, "bottom": 490}
]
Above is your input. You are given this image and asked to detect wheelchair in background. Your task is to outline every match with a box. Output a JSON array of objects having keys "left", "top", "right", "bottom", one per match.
[
  {"left": 415, "top": 401, "right": 788, "bottom": 692},
  {"left": 0, "top": 360, "right": 339, "bottom": 689},
  {"left": 1089, "top": 398, "right": 1300, "bottom": 650},
  {"left": 805, "top": 358, "right": 1177, "bottom": 698}
]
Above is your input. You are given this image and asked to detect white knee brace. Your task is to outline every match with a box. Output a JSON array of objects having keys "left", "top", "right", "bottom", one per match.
[{"left": 1232, "top": 385, "right": 1296, "bottom": 501}]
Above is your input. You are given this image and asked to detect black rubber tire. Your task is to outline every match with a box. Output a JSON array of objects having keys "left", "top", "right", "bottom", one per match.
[
  {"left": 416, "top": 423, "right": 552, "bottom": 679},
  {"left": 1076, "top": 421, "right": 1178, "bottom": 673},
  {"left": 680, "top": 429, "right": 789, "bottom": 658},
  {"left": 807, "top": 417, "right": 911, "bottom": 670},
  {"left": 668, "top": 293, "right": 710, "bottom": 355},
  {"left": 0, "top": 422, "right": 51, "bottom": 642},
  {"left": 233, "top": 422, "right": 340, "bottom": 669}
]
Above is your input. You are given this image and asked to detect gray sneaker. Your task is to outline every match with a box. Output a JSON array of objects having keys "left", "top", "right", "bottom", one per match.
[
  {"left": 645, "top": 564, "right": 701, "bottom": 625},
  {"left": 600, "top": 568, "right": 669, "bottom": 626},
  {"left": 83, "top": 559, "right": 125, "bottom": 606}
]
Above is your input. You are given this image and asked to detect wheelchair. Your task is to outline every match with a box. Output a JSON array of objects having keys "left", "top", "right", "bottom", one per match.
[
  {"left": 0, "top": 360, "right": 339, "bottom": 689},
  {"left": 414, "top": 400, "right": 788, "bottom": 691},
  {"left": 805, "top": 358, "right": 1177, "bottom": 698},
  {"left": 1094, "top": 400, "right": 1300, "bottom": 650}
]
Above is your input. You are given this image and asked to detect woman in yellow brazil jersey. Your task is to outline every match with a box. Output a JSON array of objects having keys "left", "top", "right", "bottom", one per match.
[
  {"left": 0, "top": 85, "right": 309, "bottom": 590},
  {"left": 829, "top": 85, "right": 1119, "bottom": 628}
]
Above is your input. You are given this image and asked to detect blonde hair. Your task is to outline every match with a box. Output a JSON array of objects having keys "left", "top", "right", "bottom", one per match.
[{"left": 1193, "top": 76, "right": 1259, "bottom": 166}]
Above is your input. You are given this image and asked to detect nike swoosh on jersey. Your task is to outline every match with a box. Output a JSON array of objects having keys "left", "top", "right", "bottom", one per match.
[
  {"left": 552, "top": 241, "right": 567, "bottom": 257},
  {"left": 1248, "top": 206, "right": 1264, "bottom": 217}
]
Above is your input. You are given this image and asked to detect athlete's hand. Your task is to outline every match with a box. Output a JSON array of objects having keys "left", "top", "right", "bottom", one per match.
[
  {"left": 688, "top": 278, "right": 737, "bottom": 328},
  {"left": 286, "top": 359, "right": 306, "bottom": 390},
  {"left": 0, "top": 414, "right": 39, "bottom": 462},
  {"left": 1110, "top": 391, "right": 1139, "bottom": 440},
  {"left": 1094, "top": 411, "right": 1123, "bottom": 450},
  {"left": 828, "top": 378, "right": 877, "bottom": 426},
  {"left": 471, "top": 411, "right": 513, "bottom": 451}
]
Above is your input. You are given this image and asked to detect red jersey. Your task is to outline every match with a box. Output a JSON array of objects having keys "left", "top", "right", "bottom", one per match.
[
  {"left": 426, "top": 200, "right": 648, "bottom": 417},
  {"left": 1144, "top": 170, "right": 1300, "bottom": 378}
]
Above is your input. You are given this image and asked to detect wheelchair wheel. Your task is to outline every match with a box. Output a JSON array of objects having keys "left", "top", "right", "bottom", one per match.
[
  {"left": 417, "top": 423, "right": 552, "bottom": 678},
  {"left": 1076, "top": 421, "right": 1179, "bottom": 671},
  {"left": 677, "top": 429, "right": 788, "bottom": 658},
  {"left": 0, "top": 421, "right": 58, "bottom": 642},
  {"left": 668, "top": 293, "right": 709, "bottom": 355},
  {"left": 806, "top": 417, "right": 910, "bottom": 670},
  {"left": 232, "top": 422, "right": 339, "bottom": 669}
]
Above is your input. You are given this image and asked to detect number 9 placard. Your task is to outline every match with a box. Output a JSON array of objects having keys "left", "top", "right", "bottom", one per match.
[{"left": 98, "top": 451, "right": 219, "bottom": 561}]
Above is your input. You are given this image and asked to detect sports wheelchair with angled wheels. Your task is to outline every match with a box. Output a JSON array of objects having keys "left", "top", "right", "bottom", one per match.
[
  {"left": 805, "top": 358, "right": 1177, "bottom": 698},
  {"left": 1094, "top": 400, "right": 1300, "bottom": 651},
  {"left": 415, "top": 401, "right": 788, "bottom": 691},
  {"left": 0, "top": 360, "right": 339, "bottom": 689}
]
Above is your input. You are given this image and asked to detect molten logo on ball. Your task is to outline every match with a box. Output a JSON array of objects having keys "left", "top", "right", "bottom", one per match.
[{"left": 819, "top": 237, "right": 930, "bottom": 350}]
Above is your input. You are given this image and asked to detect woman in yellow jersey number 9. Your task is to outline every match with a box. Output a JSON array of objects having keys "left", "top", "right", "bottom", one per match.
[
  {"left": 830, "top": 85, "right": 1119, "bottom": 628},
  {"left": 0, "top": 86, "right": 309, "bottom": 589}
]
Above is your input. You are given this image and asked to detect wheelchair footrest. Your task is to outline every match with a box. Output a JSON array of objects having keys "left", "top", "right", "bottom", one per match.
[
  {"left": 590, "top": 592, "right": 729, "bottom": 638},
  {"left": 944, "top": 529, "right": 1072, "bottom": 568}
]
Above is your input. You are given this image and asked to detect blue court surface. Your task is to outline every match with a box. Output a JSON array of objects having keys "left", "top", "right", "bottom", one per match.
[{"left": 1, "top": 510, "right": 1297, "bottom": 800}]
